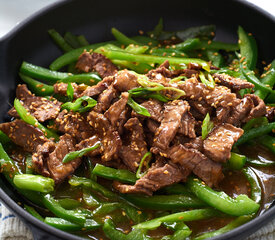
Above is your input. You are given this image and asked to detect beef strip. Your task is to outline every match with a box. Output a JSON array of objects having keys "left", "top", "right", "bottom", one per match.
[
  {"left": 76, "top": 52, "right": 118, "bottom": 78},
  {"left": 114, "top": 157, "right": 190, "bottom": 195},
  {"left": 168, "top": 144, "right": 223, "bottom": 187},
  {"left": 184, "top": 136, "right": 203, "bottom": 152},
  {"left": 81, "top": 76, "right": 114, "bottom": 97},
  {"left": 54, "top": 110, "right": 93, "bottom": 141},
  {"left": 146, "top": 119, "right": 160, "bottom": 134},
  {"left": 203, "top": 123, "right": 244, "bottom": 163},
  {"left": 0, "top": 119, "right": 49, "bottom": 152},
  {"left": 76, "top": 135, "right": 101, "bottom": 157},
  {"left": 178, "top": 112, "right": 196, "bottom": 138},
  {"left": 189, "top": 100, "right": 212, "bottom": 120},
  {"left": 54, "top": 83, "right": 87, "bottom": 99},
  {"left": 104, "top": 92, "right": 129, "bottom": 127},
  {"left": 8, "top": 84, "right": 61, "bottom": 122},
  {"left": 119, "top": 118, "right": 148, "bottom": 172},
  {"left": 244, "top": 94, "right": 267, "bottom": 121},
  {"left": 93, "top": 84, "right": 118, "bottom": 113},
  {"left": 213, "top": 73, "right": 254, "bottom": 91},
  {"left": 153, "top": 100, "right": 189, "bottom": 150},
  {"left": 113, "top": 70, "right": 140, "bottom": 92},
  {"left": 87, "top": 111, "right": 121, "bottom": 161},
  {"left": 33, "top": 134, "right": 81, "bottom": 183}
]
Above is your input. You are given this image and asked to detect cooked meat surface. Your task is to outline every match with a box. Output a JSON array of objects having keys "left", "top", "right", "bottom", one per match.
[{"left": 54, "top": 83, "right": 87, "bottom": 99}]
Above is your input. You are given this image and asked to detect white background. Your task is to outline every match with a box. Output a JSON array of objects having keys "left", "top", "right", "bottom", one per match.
[{"left": 0, "top": 0, "right": 274, "bottom": 38}]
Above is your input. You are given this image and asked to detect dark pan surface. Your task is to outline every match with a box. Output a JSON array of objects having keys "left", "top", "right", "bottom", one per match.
[{"left": 0, "top": 0, "right": 274, "bottom": 239}]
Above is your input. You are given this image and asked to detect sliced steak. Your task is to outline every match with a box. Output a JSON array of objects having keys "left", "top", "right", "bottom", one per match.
[
  {"left": 213, "top": 73, "right": 254, "bottom": 91},
  {"left": 244, "top": 94, "right": 267, "bottom": 121},
  {"left": 153, "top": 100, "right": 189, "bottom": 150},
  {"left": 119, "top": 118, "right": 148, "bottom": 172},
  {"left": 168, "top": 144, "right": 223, "bottom": 187},
  {"left": 104, "top": 92, "right": 129, "bottom": 127},
  {"left": 146, "top": 119, "right": 159, "bottom": 134},
  {"left": 53, "top": 110, "right": 93, "bottom": 141},
  {"left": 8, "top": 84, "right": 61, "bottom": 122},
  {"left": 76, "top": 52, "right": 118, "bottom": 78},
  {"left": 81, "top": 76, "right": 114, "bottom": 97},
  {"left": 178, "top": 112, "right": 196, "bottom": 138},
  {"left": 184, "top": 136, "right": 203, "bottom": 152},
  {"left": 203, "top": 123, "right": 244, "bottom": 163},
  {"left": 87, "top": 111, "right": 121, "bottom": 161},
  {"left": 76, "top": 135, "right": 101, "bottom": 157},
  {"left": 189, "top": 100, "right": 212, "bottom": 120},
  {"left": 0, "top": 119, "right": 49, "bottom": 152},
  {"left": 114, "top": 159, "right": 190, "bottom": 196},
  {"left": 54, "top": 83, "right": 87, "bottom": 99},
  {"left": 113, "top": 70, "right": 140, "bottom": 92}
]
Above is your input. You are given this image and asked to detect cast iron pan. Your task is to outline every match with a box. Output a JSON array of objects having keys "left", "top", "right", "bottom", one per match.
[{"left": 0, "top": 0, "right": 274, "bottom": 239}]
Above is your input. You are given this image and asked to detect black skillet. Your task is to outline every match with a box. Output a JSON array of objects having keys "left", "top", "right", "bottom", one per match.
[{"left": 0, "top": 0, "right": 274, "bottom": 239}]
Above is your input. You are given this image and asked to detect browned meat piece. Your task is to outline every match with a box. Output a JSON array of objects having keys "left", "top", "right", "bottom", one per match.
[
  {"left": 53, "top": 110, "right": 93, "bottom": 141},
  {"left": 119, "top": 118, "right": 148, "bottom": 172},
  {"left": 104, "top": 92, "right": 129, "bottom": 126},
  {"left": 117, "top": 107, "right": 130, "bottom": 135},
  {"left": 33, "top": 134, "right": 81, "bottom": 183},
  {"left": 113, "top": 70, "right": 140, "bottom": 92},
  {"left": 76, "top": 52, "right": 118, "bottom": 78},
  {"left": 189, "top": 100, "right": 212, "bottom": 120},
  {"left": 76, "top": 135, "right": 101, "bottom": 157},
  {"left": 8, "top": 84, "right": 61, "bottom": 122},
  {"left": 132, "top": 99, "right": 164, "bottom": 122},
  {"left": 168, "top": 144, "right": 223, "bottom": 187},
  {"left": 114, "top": 159, "right": 190, "bottom": 196},
  {"left": 215, "top": 106, "right": 231, "bottom": 123},
  {"left": 87, "top": 111, "right": 121, "bottom": 161},
  {"left": 146, "top": 119, "right": 159, "bottom": 134},
  {"left": 188, "top": 62, "right": 202, "bottom": 70},
  {"left": 54, "top": 83, "right": 87, "bottom": 99},
  {"left": 184, "top": 136, "right": 203, "bottom": 152},
  {"left": 244, "top": 94, "right": 267, "bottom": 121},
  {"left": 81, "top": 76, "right": 114, "bottom": 97},
  {"left": 266, "top": 106, "right": 275, "bottom": 121},
  {"left": 178, "top": 112, "right": 196, "bottom": 138},
  {"left": 203, "top": 123, "right": 244, "bottom": 163},
  {"left": 213, "top": 73, "right": 254, "bottom": 91},
  {"left": 93, "top": 84, "right": 118, "bottom": 113},
  {"left": 0, "top": 120, "right": 49, "bottom": 152},
  {"left": 153, "top": 100, "right": 189, "bottom": 150},
  {"left": 147, "top": 61, "right": 173, "bottom": 79}
]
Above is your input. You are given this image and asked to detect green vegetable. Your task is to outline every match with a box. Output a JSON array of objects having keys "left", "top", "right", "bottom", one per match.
[
  {"left": 162, "top": 184, "right": 190, "bottom": 195},
  {"left": 25, "top": 154, "right": 34, "bottom": 174},
  {"left": 66, "top": 82, "right": 74, "bottom": 101},
  {"left": 14, "top": 98, "right": 59, "bottom": 141},
  {"left": 186, "top": 177, "right": 260, "bottom": 216},
  {"left": 92, "top": 202, "right": 121, "bottom": 217},
  {"left": 0, "top": 130, "right": 11, "bottom": 145},
  {"left": 24, "top": 204, "right": 44, "bottom": 221},
  {"left": 191, "top": 40, "right": 239, "bottom": 51},
  {"left": 45, "top": 217, "right": 101, "bottom": 231},
  {"left": 128, "top": 88, "right": 170, "bottom": 102},
  {"left": 242, "top": 117, "right": 268, "bottom": 132},
  {"left": 147, "top": 18, "right": 163, "bottom": 39},
  {"left": 235, "top": 122, "right": 275, "bottom": 146},
  {"left": 201, "top": 113, "right": 214, "bottom": 140},
  {"left": 77, "top": 35, "right": 89, "bottom": 46},
  {"left": 175, "top": 38, "right": 200, "bottom": 51},
  {"left": 227, "top": 152, "right": 247, "bottom": 170},
  {"left": 260, "top": 135, "right": 275, "bottom": 155},
  {"left": 127, "top": 97, "right": 151, "bottom": 117},
  {"left": 133, "top": 208, "right": 219, "bottom": 230},
  {"left": 92, "top": 164, "right": 137, "bottom": 184},
  {"left": 162, "top": 222, "right": 192, "bottom": 240},
  {"left": 64, "top": 31, "right": 81, "bottom": 49},
  {"left": 242, "top": 167, "right": 262, "bottom": 204},
  {"left": 175, "top": 25, "right": 216, "bottom": 41},
  {"left": 48, "top": 29, "right": 74, "bottom": 52},
  {"left": 62, "top": 142, "right": 100, "bottom": 163},
  {"left": 205, "top": 49, "right": 224, "bottom": 68},
  {"left": 194, "top": 215, "right": 253, "bottom": 240},
  {"left": 19, "top": 73, "right": 54, "bottom": 96},
  {"left": 112, "top": 28, "right": 140, "bottom": 46},
  {"left": 136, "top": 152, "right": 152, "bottom": 178},
  {"left": 83, "top": 188, "right": 100, "bottom": 207},
  {"left": 199, "top": 71, "right": 215, "bottom": 89},
  {"left": 13, "top": 174, "right": 54, "bottom": 193},
  {"left": 125, "top": 44, "right": 149, "bottom": 54},
  {"left": 61, "top": 96, "right": 97, "bottom": 113},
  {"left": 58, "top": 198, "right": 82, "bottom": 210},
  {"left": 238, "top": 26, "right": 257, "bottom": 70},
  {"left": 246, "top": 157, "right": 275, "bottom": 167},
  {"left": 122, "top": 194, "right": 206, "bottom": 210}
]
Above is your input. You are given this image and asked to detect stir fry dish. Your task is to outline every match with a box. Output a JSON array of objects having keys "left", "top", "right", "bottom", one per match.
[{"left": 0, "top": 19, "right": 275, "bottom": 239}]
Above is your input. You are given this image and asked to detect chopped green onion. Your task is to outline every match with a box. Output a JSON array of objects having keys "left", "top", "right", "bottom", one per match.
[
  {"left": 127, "top": 97, "right": 151, "bottom": 117},
  {"left": 66, "top": 82, "right": 74, "bottom": 101},
  {"left": 61, "top": 96, "right": 97, "bottom": 113},
  {"left": 136, "top": 152, "right": 152, "bottom": 179},
  {"left": 199, "top": 72, "right": 215, "bottom": 89},
  {"left": 201, "top": 113, "right": 214, "bottom": 140}
]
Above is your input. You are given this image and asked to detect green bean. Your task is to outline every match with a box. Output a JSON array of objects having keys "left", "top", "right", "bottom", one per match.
[
  {"left": 49, "top": 41, "right": 119, "bottom": 71},
  {"left": 238, "top": 26, "right": 257, "bottom": 70},
  {"left": 242, "top": 167, "right": 262, "bottom": 204},
  {"left": 186, "top": 177, "right": 259, "bottom": 216},
  {"left": 205, "top": 49, "right": 224, "bottom": 68},
  {"left": 83, "top": 188, "right": 100, "bottom": 207},
  {"left": 175, "top": 38, "right": 200, "bottom": 51},
  {"left": 162, "top": 184, "right": 191, "bottom": 195},
  {"left": 192, "top": 40, "right": 239, "bottom": 51},
  {"left": 210, "top": 68, "right": 241, "bottom": 78},
  {"left": 62, "top": 142, "right": 100, "bottom": 163},
  {"left": 147, "top": 18, "right": 163, "bottom": 39},
  {"left": 58, "top": 198, "right": 81, "bottom": 210},
  {"left": 130, "top": 36, "right": 159, "bottom": 47},
  {"left": 149, "top": 48, "right": 187, "bottom": 58},
  {"left": 133, "top": 208, "right": 219, "bottom": 230},
  {"left": 246, "top": 157, "right": 275, "bottom": 167},
  {"left": 87, "top": 158, "right": 97, "bottom": 181},
  {"left": 235, "top": 122, "right": 275, "bottom": 146},
  {"left": 122, "top": 194, "right": 207, "bottom": 210},
  {"left": 242, "top": 117, "right": 268, "bottom": 132},
  {"left": 226, "top": 152, "right": 247, "bottom": 170},
  {"left": 64, "top": 32, "right": 81, "bottom": 49},
  {"left": 61, "top": 96, "right": 97, "bottom": 113},
  {"left": 96, "top": 47, "right": 210, "bottom": 71},
  {"left": 111, "top": 28, "right": 140, "bottom": 46},
  {"left": 112, "top": 59, "right": 152, "bottom": 74},
  {"left": 13, "top": 174, "right": 54, "bottom": 193},
  {"left": 92, "top": 164, "right": 137, "bottom": 184},
  {"left": 259, "top": 135, "right": 275, "bottom": 155},
  {"left": 24, "top": 204, "right": 44, "bottom": 222},
  {"left": 175, "top": 25, "right": 216, "bottom": 41},
  {"left": 48, "top": 29, "right": 74, "bottom": 52},
  {"left": 45, "top": 217, "right": 101, "bottom": 231},
  {"left": 14, "top": 98, "right": 59, "bottom": 141},
  {"left": 92, "top": 203, "right": 121, "bottom": 216},
  {"left": 42, "top": 194, "right": 86, "bottom": 225},
  {"left": 125, "top": 44, "right": 149, "bottom": 54},
  {"left": 77, "top": 35, "right": 89, "bottom": 46},
  {"left": 19, "top": 73, "right": 54, "bottom": 96},
  {"left": 194, "top": 215, "right": 253, "bottom": 240}
]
